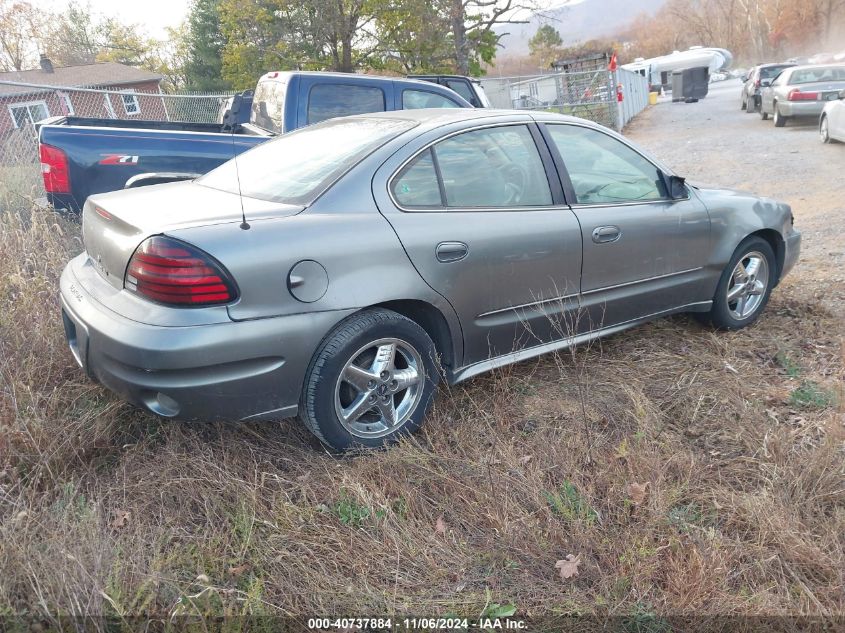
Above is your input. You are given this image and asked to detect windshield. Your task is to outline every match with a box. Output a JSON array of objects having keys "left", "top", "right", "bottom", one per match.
[
  {"left": 790, "top": 66, "right": 845, "bottom": 84},
  {"left": 198, "top": 117, "right": 415, "bottom": 205}
]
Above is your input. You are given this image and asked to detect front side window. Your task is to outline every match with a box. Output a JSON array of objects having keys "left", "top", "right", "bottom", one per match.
[
  {"left": 308, "top": 84, "right": 385, "bottom": 124},
  {"left": 392, "top": 125, "right": 552, "bottom": 209},
  {"left": 546, "top": 124, "right": 669, "bottom": 204},
  {"left": 402, "top": 89, "right": 461, "bottom": 109},
  {"left": 445, "top": 80, "right": 474, "bottom": 104},
  {"left": 9, "top": 101, "right": 49, "bottom": 128}
]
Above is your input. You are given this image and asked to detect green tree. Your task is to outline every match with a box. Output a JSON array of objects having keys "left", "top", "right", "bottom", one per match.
[
  {"left": 184, "top": 0, "right": 231, "bottom": 91},
  {"left": 528, "top": 24, "right": 563, "bottom": 69}
]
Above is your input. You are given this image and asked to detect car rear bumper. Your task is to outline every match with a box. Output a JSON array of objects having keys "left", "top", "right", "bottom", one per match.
[
  {"left": 778, "top": 101, "right": 826, "bottom": 117},
  {"left": 60, "top": 261, "right": 353, "bottom": 422}
]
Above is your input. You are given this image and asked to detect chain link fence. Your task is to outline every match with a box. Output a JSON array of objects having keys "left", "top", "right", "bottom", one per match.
[
  {"left": 480, "top": 68, "right": 649, "bottom": 131},
  {"left": 0, "top": 81, "right": 235, "bottom": 202}
]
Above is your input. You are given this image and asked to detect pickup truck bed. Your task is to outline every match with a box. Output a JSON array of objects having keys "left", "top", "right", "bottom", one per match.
[{"left": 39, "top": 117, "right": 269, "bottom": 212}]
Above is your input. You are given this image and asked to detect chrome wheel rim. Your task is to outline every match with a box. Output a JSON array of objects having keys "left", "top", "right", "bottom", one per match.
[
  {"left": 334, "top": 338, "right": 425, "bottom": 438},
  {"left": 726, "top": 251, "right": 769, "bottom": 320},
  {"left": 821, "top": 118, "right": 829, "bottom": 142}
]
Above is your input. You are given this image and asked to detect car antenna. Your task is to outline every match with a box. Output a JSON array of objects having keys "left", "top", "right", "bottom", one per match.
[{"left": 231, "top": 125, "right": 250, "bottom": 230}]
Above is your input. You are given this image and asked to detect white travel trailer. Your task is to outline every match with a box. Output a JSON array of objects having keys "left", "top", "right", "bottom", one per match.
[{"left": 623, "top": 46, "right": 733, "bottom": 89}]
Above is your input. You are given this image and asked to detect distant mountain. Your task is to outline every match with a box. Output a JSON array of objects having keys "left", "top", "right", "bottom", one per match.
[{"left": 494, "top": 0, "right": 667, "bottom": 55}]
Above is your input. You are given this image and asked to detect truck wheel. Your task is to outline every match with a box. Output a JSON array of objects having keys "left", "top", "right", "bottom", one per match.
[
  {"left": 704, "top": 237, "right": 776, "bottom": 330},
  {"left": 300, "top": 308, "right": 440, "bottom": 451}
]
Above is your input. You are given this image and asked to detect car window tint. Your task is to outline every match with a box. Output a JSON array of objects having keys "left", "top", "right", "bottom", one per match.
[
  {"left": 445, "top": 80, "right": 474, "bottom": 103},
  {"left": 791, "top": 66, "right": 845, "bottom": 84},
  {"left": 252, "top": 79, "right": 287, "bottom": 133},
  {"left": 546, "top": 124, "right": 668, "bottom": 204},
  {"left": 760, "top": 65, "right": 790, "bottom": 79},
  {"left": 199, "top": 118, "right": 414, "bottom": 204},
  {"left": 433, "top": 125, "right": 552, "bottom": 208},
  {"left": 307, "top": 84, "right": 385, "bottom": 124},
  {"left": 392, "top": 149, "right": 443, "bottom": 207},
  {"left": 402, "top": 90, "right": 461, "bottom": 109}
]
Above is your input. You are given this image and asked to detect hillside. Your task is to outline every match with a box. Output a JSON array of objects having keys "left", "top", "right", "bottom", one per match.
[{"left": 495, "top": 0, "right": 667, "bottom": 55}]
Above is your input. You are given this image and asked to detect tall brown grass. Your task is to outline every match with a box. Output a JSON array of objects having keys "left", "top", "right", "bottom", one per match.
[{"left": 1, "top": 203, "right": 843, "bottom": 628}]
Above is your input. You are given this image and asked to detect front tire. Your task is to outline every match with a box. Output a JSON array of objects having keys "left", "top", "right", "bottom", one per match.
[
  {"left": 706, "top": 237, "right": 776, "bottom": 330},
  {"left": 300, "top": 308, "right": 440, "bottom": 451},
  {"left": 820, "top": 115, "right": 833, "bottom": 143}
]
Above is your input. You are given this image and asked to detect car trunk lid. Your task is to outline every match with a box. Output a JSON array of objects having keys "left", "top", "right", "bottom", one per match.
[{"left": 82, "top": 180, "right": 303, "bottom": 290}]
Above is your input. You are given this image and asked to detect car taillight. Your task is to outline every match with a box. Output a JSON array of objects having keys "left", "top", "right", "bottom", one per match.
[
  {"left": 125, "top": 235, "right": 238, "bottom": 306},
  {"left": 39, "top": 143, "right": 70, "bottom": 194},
  {"left": 788, "top": 89, "right": 819, "bottom": 101}
]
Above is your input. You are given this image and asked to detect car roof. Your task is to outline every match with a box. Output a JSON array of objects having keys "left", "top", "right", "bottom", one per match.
[
  {"left": 352, "top": 108, "right": 598, "bottom": 131},
  {"left": 259, "top": 70, "right": 465, "bottom": 90}
]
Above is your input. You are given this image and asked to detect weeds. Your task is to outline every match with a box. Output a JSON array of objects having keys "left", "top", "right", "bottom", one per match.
[{"left": 0, "top": 204, "right": 843, "bottom": 622}]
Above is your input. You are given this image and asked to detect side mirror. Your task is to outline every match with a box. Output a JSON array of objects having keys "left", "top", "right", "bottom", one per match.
[
  {"left": 667, "top": 174, "right": 687, "bottom": 199},
  {"left": 761, "top": 79, "right": 772, "bottom": 87}
]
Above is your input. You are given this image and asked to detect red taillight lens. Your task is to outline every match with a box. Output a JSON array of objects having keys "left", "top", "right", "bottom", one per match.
[
  {"left": 39, "top": 143, "right": 70, "bottom": 194},
  {"left": 788, "top": 89, "right": 819, "bottom": 101},
  {"left": 125, "top": 236, "right": 238, "bottom": 306}
]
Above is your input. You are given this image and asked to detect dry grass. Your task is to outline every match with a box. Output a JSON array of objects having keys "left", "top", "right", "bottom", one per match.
[{"left": 1, "top": 202, "right": 843, "bottom": 628}]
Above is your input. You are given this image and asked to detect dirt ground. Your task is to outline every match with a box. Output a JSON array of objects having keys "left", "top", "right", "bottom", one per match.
[
  {"left": 1, "top": 82, "right": 843, "bottom": 627},
  {"left": 626, "top": 78, "right": 845, "bottom": 317}
]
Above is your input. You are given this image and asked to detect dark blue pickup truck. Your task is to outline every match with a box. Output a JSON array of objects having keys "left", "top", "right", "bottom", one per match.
[{"left": 38, "top": 71, "right": 471, "bottom": 213}]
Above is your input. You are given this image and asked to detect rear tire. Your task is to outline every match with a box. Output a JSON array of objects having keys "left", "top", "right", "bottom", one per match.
[
  {"left": 745, "top": 96, "right": 757, "bottom": 113},
  {"left": 705, "top": 237, "right": 776, "bottom": 330},
  {"left": 760, "top": 107, "right": 769, "bottom": 121},
  {"left": 299, "top": 308, "right": 440, "bottom": 451},
  {"left": 773, "top": 104, "right": 788, "bottom": 127}
]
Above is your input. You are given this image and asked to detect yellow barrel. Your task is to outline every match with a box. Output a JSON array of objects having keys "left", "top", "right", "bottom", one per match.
[{"left": 648, "top": 91, "right": 659, "bottom": 105}]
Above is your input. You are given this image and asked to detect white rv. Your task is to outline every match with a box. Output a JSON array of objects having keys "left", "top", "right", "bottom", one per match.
[{"left": 623, "top": 46, "right": 733, "bottom": 90}]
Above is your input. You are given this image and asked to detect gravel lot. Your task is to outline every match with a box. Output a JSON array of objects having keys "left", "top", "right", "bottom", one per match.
[{"left": 626, "top": 78, "right": 845, "bottom": 318}]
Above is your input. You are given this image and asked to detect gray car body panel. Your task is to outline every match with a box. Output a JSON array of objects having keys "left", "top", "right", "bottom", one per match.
[{"left": 60, "top": 109, "right": 801, "bottom": 423}]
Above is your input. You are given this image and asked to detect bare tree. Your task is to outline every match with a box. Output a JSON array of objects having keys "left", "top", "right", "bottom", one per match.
[{"left": 0, "top": 0, "right": 43, "bottom": 71}]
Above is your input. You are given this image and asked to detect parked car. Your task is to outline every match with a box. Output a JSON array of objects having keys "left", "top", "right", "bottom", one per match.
[
  {"left": 820, "top": 89, "right": 845, "bottom": 142},
  {"left": 740, "top": 63, "right": 796, "bottom": 113},
  {"left": 59, "top": 109, "right": 801, "bottom": 451},
  {"left": 38, "top": 72, "right": 471, "bottom": 213},
  {"left": 760, "top": 64, "right": 845, "bottom": 126}
]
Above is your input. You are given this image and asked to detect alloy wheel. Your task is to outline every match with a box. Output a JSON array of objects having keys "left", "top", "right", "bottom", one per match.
[
  {"left": 334, "top": 338, "right": 425, "bottom": 438},
  {"left": 726, "top": 251, "right": 769, "bottom": 320},
  {"left": 821, "top": 117, "right": 830, "bottom": 143}
]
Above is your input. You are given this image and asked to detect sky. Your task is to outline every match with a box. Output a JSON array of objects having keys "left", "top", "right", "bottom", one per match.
[{"left": 39, "top": 0, "right": 191, "bottom": 39}]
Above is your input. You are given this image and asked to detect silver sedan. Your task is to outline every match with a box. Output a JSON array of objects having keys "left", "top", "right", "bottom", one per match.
[
  {"left": 760, "top": 63, "right": 845, "bottom": 127},
  {"left": 820, "top": 90, "right": 845, "bottom": 142},
  {"left": 60, "top": 109, "right": 801, "bottom": 451}
]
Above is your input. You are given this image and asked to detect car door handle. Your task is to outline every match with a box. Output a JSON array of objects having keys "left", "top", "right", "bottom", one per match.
[
  {"left": 435, "top": 241, "right": 469, "bottom": 263},
  {"left": 591, "top": 226, "right": 621, "bottom": 244}
]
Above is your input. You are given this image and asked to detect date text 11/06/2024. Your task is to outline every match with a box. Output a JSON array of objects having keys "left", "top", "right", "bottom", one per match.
[{"left": 307, "top": 617, "right": 528, "bottom": 630}]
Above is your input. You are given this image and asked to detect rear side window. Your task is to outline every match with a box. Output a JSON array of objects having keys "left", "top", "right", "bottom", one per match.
[
  {"left": 251, "top": 79, "right": 287, "bottom": 133},
  {"left": 199, "top": 118, "right": 414, "bottom": 205},
  {"left": 392, "top": 149, "right": 443, "bottom": 207},
  {"left": 760, "top": 65, "right": 791, "bottom": 79},
  {"left": 391, "top": 125, "right": 552, "bottom": 209},
  {"left": 308, "top": 84, "right": 385, "bottom": 124},
  {"left": 402, "top": 90, "right": 462, "bottom": 109}
]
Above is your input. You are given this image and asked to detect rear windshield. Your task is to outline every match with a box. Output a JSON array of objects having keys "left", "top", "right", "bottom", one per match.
[
  {"left": 198, "top": 117, "right": 415, "bottom": 205},
  {"left": 790, "top": 66, "right": 845, "bottom": 84},
  {"left": 760, "top": 65, "right": 791, "bottom": 79}
]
